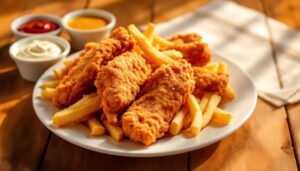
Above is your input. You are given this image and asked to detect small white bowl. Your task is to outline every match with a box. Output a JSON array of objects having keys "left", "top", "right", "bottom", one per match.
[
  {"left": 11, "top": 13, "right": 62, "bottom": 39},
  {"left": 62, "top": 9, "right": 116, "bottom": 50},
  {"left": 9, "top": 35, "right": 70, "bottom": 82}
]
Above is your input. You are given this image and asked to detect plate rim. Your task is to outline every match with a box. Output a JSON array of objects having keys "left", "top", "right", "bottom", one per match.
[{"left": 32, "top": 51, "right": 257, "bottom": 157}]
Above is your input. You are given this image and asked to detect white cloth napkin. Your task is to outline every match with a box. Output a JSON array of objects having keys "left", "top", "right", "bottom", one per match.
[{"left": 154, "top": 0, "right": 300, "bottom": 106}]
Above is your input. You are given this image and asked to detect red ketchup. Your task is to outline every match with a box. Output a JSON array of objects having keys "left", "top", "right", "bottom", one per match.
[{"left": 17, "top": 20, "right": 59, "bottom": 34}]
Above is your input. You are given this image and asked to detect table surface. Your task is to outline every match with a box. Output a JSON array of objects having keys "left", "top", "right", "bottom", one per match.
[{"left": 0, "top": 0, "right": 299, "bottom": 170}]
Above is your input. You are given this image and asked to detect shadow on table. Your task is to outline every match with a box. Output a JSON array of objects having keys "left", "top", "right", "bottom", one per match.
[{"left": 0, "top": 93, "right": 49, "bottom": 171}]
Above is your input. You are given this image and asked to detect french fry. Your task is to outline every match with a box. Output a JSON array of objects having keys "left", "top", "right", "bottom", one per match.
[
  {"left": 185, "top": 95, "right": 203, "bottom": 137},
  {"left": 182, "top": 110, "right": 192, "bottom": 129},
  {"left": 42, "top": 80, "right": 60, "bottom": 89},
  {"left": 169, "top": 107, "right": 187, "bottom": 135},
  {"left": 162, "top": 50, "right": 183, "bottom": 60},
  {"left": 217, "top": 62, "right": 227, "bottom": 73},
  {"left": 103, "top": 120, "right": 124, "bottom": 141},
  {"left": 53, "top": 69, "right": 63, "bottom": 79},
  {"left": 41, "top": 88, "right": 55, "bottom": 100},
  {"left": 216, "top": 61, "right": 236, "bottom": 100},
  {"left": 128, "top": 24, "right": 174, "bottom": 65},
  {"left": 52, "top": 93, "right": 101, "bottom": 127},
  {"left": 199, "top": 93, "right": 212, "bottom": 111},
  {"left": 202, "top": 94, "right": 221, "bottom": 128},
  {"left": 144, "top": 23, "right": 155, "bottom": 43},
  {"left": 205, "top": 63, "right": 219, "bottom": 72},
  {"left": 210, "top": 108, "right": 233, "bottom": 126},
  {"left": 86, "top": 118, "right": 105, "bottom": 136},
  {"left": 153, "top": 35, "right": 174, "bottom": 47},
  {"left": 63, "top": 60, "right": 74, "bottom": 67},
  {"left": 224, "top": 84, "right": 236, "bottom": 100}
]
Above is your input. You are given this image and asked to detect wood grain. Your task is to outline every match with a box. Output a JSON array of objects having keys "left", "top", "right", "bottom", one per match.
[
  {"left": 287, "top": 103, "right": 300, "bottom": 166},
  {"left": 261, "top": 0, "right": 300, "bottom": 30},
  {"left": 190, "top": 99, "right": 297, "bottom": 171},
  {"left": 261, "top": 0, "right": 300, "bottom": 167},
  {"left": 41, "top": 135, "right": 187, "bottom": 171},
  {"left": 153, "top": 0, "right": 210, "bottom": 23},
  {"left": 0, "top": 0, "right": 87, "bottom": 171},
  {"left": 89, "top": 0, "right": 153, "bottom": 27},
  {"left": 0, "top": 1, "right": 45, "bottom": 171},
  {"left": 0, "top": 0, "right": 31, "bottom": 47}
]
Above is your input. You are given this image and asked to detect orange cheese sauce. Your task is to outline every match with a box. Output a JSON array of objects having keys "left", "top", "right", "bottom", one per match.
[{"left": 67, "top": 16, "right": 107, "bottom": 30}]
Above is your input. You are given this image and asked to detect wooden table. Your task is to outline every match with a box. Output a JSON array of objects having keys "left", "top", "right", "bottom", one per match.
[{"left": 0, "top": 0, "right": 299, "bottom": 170}]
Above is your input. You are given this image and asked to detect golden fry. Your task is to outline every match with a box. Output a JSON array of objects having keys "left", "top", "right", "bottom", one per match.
[
  {"left": 199, "top": 93, "right": 212, "bottom": 111},
  {"left": 224, "top": 84, "right": 236, "bottom": 100},
  {"left": 185, "top": 95, "right": 203, "bottom": 137},
  {"left": 216, "top": 61, "right": 236, "bottom": 100},
  {"left": 217, "top": 62, "right": 227, "bottom": 73},
  {"left": 53, "top": 69, "right": 63, "bottom": 80},
  {"left": 86, "top": 118, "right": 105, "bottom": 136},
  {"left": 52, "top": 93, "right": 101, "bottom": 127},
  {"left": 153, "top": 35, "right": 174, "bottom": 47},
  {"left": 210, "top": 108, "right": 233, "bottom": 126},
  {"left": 41, "top": 88, "right": 55, "bottom": 100},
  {"left": 169, "top": 107, "right": 187, "bottom": 135},
  {"left": 162, "top": 50, "right": 183, "bottom": 60},
  {"left": 202, "top": 94, "right": 221, "bottom": 128},
  {"left": 128, "top": 24, "right": 174, "bottom": 65},
  {"left": 103, "top": 120, "right": 124, "bottom": 141},
  {"left": 43, "top": 80, "right": 60, "bottom": 89},
  {"left": 63, "top": 60, "right": 74, "bottom": 67},
  {"left": 144, "top": 23, "right": 155, "bottom": 43},
  {"left": 205, "top": 63, "right": 219, "bottom": 72}
]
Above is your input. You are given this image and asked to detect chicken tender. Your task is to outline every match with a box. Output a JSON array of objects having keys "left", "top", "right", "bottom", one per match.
[
  {"left": 122, "top": 60, "right": 195, "bottom": 145},
  {"left": 53, "top": 27, "right": 135, "bottom": 107},
  {"left": 95, "top": 52, "right": 152, "bottom": 124},
  {"left": 163, "top": 33, "right": 212, "bottom": 66},
  {"left": 193, "top": 67, "right": 229, "bottom": 97}
]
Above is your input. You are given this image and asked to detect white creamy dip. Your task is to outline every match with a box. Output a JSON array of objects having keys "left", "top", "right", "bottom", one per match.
[{"left": 17, "top": 40, "right": 62, "bottom": 59}]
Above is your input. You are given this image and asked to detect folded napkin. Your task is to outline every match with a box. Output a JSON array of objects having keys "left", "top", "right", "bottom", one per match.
[{"left": 154, "top": 0, "right": 300, "bottom": 106}]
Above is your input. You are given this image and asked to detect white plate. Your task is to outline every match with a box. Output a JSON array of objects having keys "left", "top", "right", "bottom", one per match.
[{"left": 33, "top": 52, "right": 257, "bottom": 157}]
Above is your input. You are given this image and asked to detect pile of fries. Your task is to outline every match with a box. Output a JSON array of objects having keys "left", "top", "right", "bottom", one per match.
[{"left": 41, "top": 23, "right": 236, "bottom": 143}]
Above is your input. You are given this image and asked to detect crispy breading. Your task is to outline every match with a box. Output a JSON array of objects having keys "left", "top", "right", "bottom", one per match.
[
  {"left": 53, "top": 27, "right": 135, "bottom": 107},
  {"left": 95, "top": 52, "right": 152, "bottom": 124},
  {"left": 122, "top": 60, "right": 195, "bottom": 145},
  {"left": 164, "top": 33, "right": 212, "bottom": 66},
  {"left": 193, "top": 67, "right": 229, "bottom": 97}
]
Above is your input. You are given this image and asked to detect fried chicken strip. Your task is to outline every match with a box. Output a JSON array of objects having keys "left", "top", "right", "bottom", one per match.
[
  {"left": 95, "top": 52, "right": 152, "bottom": 124},
  {"left": 122, "top": 60, "right": 195, "bottom": 145},
  {"left": 162, "top": 33, "right": 212, "bottom": 66},
  {"left": 193, "top": 67, "right": 229, "bottom": 97},
  {"left": 53, "top": 27, "right": 135, "bottom": 107}
]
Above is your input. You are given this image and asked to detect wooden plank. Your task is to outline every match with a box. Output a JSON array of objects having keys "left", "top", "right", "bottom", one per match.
[
  {"left": 0, "top": 0, "right": 31, "bottom": 71},
  {"left": 260, "top": 0, "right": 300, "bottom": 167},
  {"left": 89, "top": 0, "right": 153, "bottom": 27},
  {"left": 40, "top": 1, "right": 188, "bottom": 171},
  {"left": 0, "top": 0, "right": 31, "bottom": 47},
  {"left": 153, "top": 0, "right": 210, "bottom": 23},
  {"left": 190, "top": 99, "right": 297, "bottom": 171},
  {"left": 153, "top": 0, "right": 298, "bottom": 170},
  {"left": 287, "top": 103, "right": 300, "bottom": 166},
  {"left": 41, "top": 135, "right": 187, "bottom": 171},
  {"left": 261, "top": 0, "right": 300, "bottom": 30},
  {"left": 0, "top": 1, "right": 40, "bottom": 171},
  {"left": 0, "top": 0, "right": 87, "bottom": 171}
]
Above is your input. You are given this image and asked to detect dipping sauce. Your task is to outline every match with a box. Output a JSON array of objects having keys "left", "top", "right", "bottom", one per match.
[
  {"left": 67, "top": 16, "right": 107, "bottom": 30},
  {"left": 17, "top": 40, "right": 62, "bottom": 59},
  {"left": 17, "top": 20, "right": 59, "bottom": 34}
]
